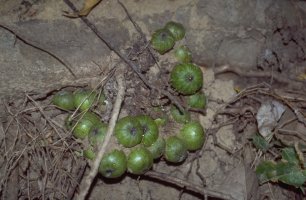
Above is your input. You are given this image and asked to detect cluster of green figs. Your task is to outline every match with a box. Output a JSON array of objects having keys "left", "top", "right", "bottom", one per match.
[
  {"left": 51, "top": 21, "right": 206, "bottom": 179},
  {"left": 151, "top": 21, "right": 203, "bottom": 95}
]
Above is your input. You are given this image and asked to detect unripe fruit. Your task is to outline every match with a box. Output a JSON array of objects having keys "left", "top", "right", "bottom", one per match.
[
  {"left": 170, "top": 63, "right": 203, "bottom": 95},
  {"left": 66, "top": 112, "right": 101, "bottom": 139},
  {"left": 165, "top": 136, "right": 187, "bottom": 163},
  {"left": 135, "top": 115, "right": 159, "bottom": 147},
  {"left": 127, "top": 147, "right": 153, "bottom": 175},
  {"left": 99, "top": 149, "right": 127, "bottom": 178},
  {"left": 74, "top": 90, "right": 105, "bottom": 112},
  {"left": 151, "top": 28, "right": 175, "bottom": 55},
  {"left": 115, "top": 116, "right": 142, "bottom": 148},
  {"left": 165, "top": 21, "right": 185, "bottom": 41},
  {"left": 174, "top": 45, "right": 192, "bottom": 63},
  {"left": 88, "top": 123, "right": 108, "bottom": 146},
  {"left": 52, "top": 91, "right": 75, "bottom": 110},
  {"left": 186, "top": 92, "right": 207, "bottom": 109},
  {"left": 178, "top": 121, "right": 205, "bottom": 151},
  {"left": 147, "top": 137, "right": 166, "bottom": 159},
  {"left": 83, "top": 148, "right": 96, "bottom": 160}
]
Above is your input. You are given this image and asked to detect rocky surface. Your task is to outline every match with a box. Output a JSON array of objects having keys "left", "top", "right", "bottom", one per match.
[{"left": 0, "top": 0, "right": 305, "bottom": 98}]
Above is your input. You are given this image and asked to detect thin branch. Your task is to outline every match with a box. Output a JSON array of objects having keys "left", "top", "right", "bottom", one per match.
[
  {"left": 76, "top": 72, "right": 126, "bottom": 200},
  {"left": 0, "top": 24, "right": 77, "bottom": 78},
  {"left": 145, "top": 171, "right": 236, "bottom": 200},
  {"left": 62, "top": 0, "right": 185, "bottom": 113},
  {"left": 117, "top": 0, "right": 161, "bottom": 69},
  {"left": 214, "top": 64, "right": 305, "bottom": 88}
]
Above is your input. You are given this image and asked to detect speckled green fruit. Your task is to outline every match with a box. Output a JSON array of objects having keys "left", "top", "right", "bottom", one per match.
[
  {"left": 170, "top": 105, "right": 190, "bottom": 124},
  {"left": 178, "top": 121, "right": 205, "bottom": 151},
  {"left": 88, "top": 123, "right": 108, "bottom": 146},
  {"left": 174, "top": 45, "right": 192, "bottom": 63},
  {"left": 81, "top": 112, "right": 101, "bottom": 124},
  {"left": 73, "top": 118, "right": 96, "bottom": 139},
  {"left": 135, "top": 115, "right": 159, "bottom": 147},
  {"left": 98, "top": 149, "right": 127, "bottom": 178},
  {"left": 127, "top": 147, "right": 153, "bottom": 175},
  {"left": 74, "top": 90, "right": 105, "bottom": 111},
  {"left": 83, "top": 148, "right": 96, "bottom": 160},
  {"left": 170, "top": 63, "right": 203, "bottom": 95},
  {"left": 115, "top": 116, "right": 142, "bottom": 148},
  {"left": 165, "top": 136, "right": 187, "bottom": 163},
  {"left": 147, "top": 137, "right": 166, "bottom": 159},
  {"left": 187, "top": 92, "right": 206, "bottom": 109},
  {"left": 151, "top": 28, "right": 175, "bottom": 55},
  {"left": 68, "top": 112, "right": 101, "bottom": 139},
  {"left": 52, "top": 91, "right": 75, "bottom": 110},
  {"left": 165, "top": 21, "right": 185, "bottom": 41}
]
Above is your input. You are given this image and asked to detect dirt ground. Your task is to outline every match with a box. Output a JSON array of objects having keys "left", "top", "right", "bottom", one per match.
[{"left": 0, "top": 0, "right": 306, "bottom": 200}]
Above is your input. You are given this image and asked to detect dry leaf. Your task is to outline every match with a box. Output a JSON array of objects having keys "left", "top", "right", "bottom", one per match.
[
  {"left": 63, "top": 0, "right": 102, "bottom": 18},
  {"left": 256, "top": 100, "right": 285, "bottom": 139}
]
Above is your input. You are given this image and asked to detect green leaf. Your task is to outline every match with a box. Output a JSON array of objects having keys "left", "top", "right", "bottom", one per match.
[
  {"left": 256, "top": 161, "right": 277, "bottom": 183},
  {"left": 275, "top": 162, "right": 306, "bottom": 187},
  {"left": 281, "top": 147, "right": 299, "bottom": 164},
  {"left": 252, "top": 134, "right": 269, "bottom": 152}
]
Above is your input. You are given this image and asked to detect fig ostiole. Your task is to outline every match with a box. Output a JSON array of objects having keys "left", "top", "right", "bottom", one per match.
[
  {"left": 170, "top": 63, "right": 203, "bottom": 95},
  {"left": 88, "top": 122, "right": 108, "bottom": 146},
  {"left": 135, "top": 115, "right": 159, "bottom": 147},
  {"left": 151, "top": 28, "right": 175, "bottom": 55},
  {"left": 98, "top": 149, "right": 127, "bottom": 178},
  {"left": 178, "top": 121, "right": 205, "bottom": 151},
  {"left": 127, "top": 146, "right": 153, "bottom": 175},
  {"left": 115, "top": 116, "right": 142, "bottom": 148},
  {"left": 165, "top": 136, "right": 187, "bottom": 163}
]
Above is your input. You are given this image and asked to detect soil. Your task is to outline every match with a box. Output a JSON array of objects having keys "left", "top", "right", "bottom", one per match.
[{"left": 0, "top": 0, "right": 306, "bottom": 200}]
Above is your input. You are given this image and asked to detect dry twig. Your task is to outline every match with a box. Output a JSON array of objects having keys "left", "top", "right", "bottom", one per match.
[
  {"left": 145, "top": 171, "right": 236, "bottom": 200},
  {"left": 76, "top": 72, "right": 125, "bottom": 200}
]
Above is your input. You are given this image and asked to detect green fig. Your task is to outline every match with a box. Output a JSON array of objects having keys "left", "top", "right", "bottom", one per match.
[
  {"left": 135, "top": 115, "right": 159, "bottom": 147},
  {"left": 165, "top": 21, "right": 185, "bottom": 41},
  {"left": 52, "top": 91, "right": 75, "bottom": 110},
  {"left": 186, "top": 92, "right": 207, "bottom": 109},
  {"left": 174, "top": 45, "right": 192, "bottom": 63},
  {"left": 127, "top": 147, "right": 153, "bottom": 175},
  {"left": 170, "top": 63, "right": 203, "bottom": 95},
  {"left": 178, "top": 121, "right": 205, "bottom": 151},
  {"left": 151, "top": 28, "right": 175, "bottom": 55},
  {"left": 88, "top": 123, "right": 108, "bottom": 146},
  {"left": 147, "top": 137, "right": 166, "bottom": 159},
  {"left": 99, "top": 149, "right": 127, "bottom": 178},
  {"left": 115, "top": 116, "right": 142, "bottom": 148},
  {"left": 165, "top": 136, "right": 187, "bottom": 163}
]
